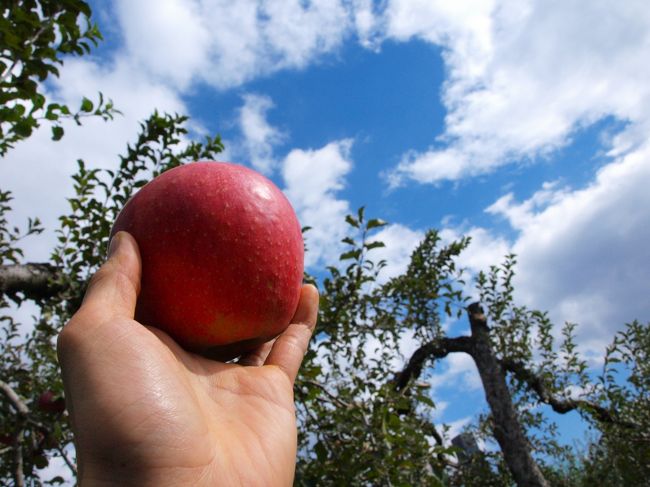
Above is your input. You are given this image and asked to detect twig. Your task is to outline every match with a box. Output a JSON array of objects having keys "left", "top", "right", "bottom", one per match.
[
  {"left": 302, "top": 379, "right": 352, "bottom": 410},
  {"left": 56, "top": 444, "right": 77, "bottom": 476},
  {"left": 0, "top": 380, "right": 29, "bottom": 416}
]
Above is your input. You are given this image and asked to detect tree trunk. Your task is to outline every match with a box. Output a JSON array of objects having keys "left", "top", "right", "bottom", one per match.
[{"left": 467, "top": 303, "right": 549, "bottom": 487}]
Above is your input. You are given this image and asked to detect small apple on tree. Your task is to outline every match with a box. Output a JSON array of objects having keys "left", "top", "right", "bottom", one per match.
[
  {"left": 36, "top": 391, "right": 65, "bottom": 414},
  {"left": 110, "top": 161, "right": 304, "bottom": 360}
]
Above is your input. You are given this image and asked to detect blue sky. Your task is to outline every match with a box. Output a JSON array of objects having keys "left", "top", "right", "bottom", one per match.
[{"left": 4, "top": 0, "right": 650, "bottom": 475}]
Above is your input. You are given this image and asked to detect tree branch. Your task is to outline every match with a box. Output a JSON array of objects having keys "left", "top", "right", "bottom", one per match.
[
  {"left": 421, "top": 418, "right": 445, "bottom": 447},
  {"left": 56, "top": 443, "right": 78, "bottom": 476},
  {"left": 0, "top": 380, "right": 29, "bottom": 416},
  {"left": 302, "top": 379, "right": 353, "bottom": 411},
  {"left": 14, "top": 430, "right": 25, "bottom": 487},
  {"left": 393, "top": 336, "right": 474, "bottom": 392},
  {"left": 0, "top": 381, "right": 29, "bottom": 486},
  {"left": 0, "top": 263, "right": 64, "bottom": 301},
  {"left": 500, "top": 358, "right": 638, "bottom": 429}
]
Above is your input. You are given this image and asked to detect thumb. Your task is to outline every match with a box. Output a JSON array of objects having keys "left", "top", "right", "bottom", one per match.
[{"left": 79, "top": 231, "right": 142, "bottom": 321}]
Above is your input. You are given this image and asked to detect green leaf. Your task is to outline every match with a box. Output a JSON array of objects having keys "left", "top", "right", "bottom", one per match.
[
  {"left": 345, "top": 214, "right": 359, "bottom": 228},
  {"left": 51, "top": 126, "right": 64, "bottom": 141},
  {"left": 13, "top": 120, "right": 33, "bottom": 137},
  {"left": 340, "top": 249, "right": 362, "bottom": 261},
  {"left": 364, "top": 241, "right": 385, "bottom": 251},
  {"left": 81, "top": 97, "right": 94, "bottom": 112},
  {"left": 314, "top": 441, "right": 327, "bottom": 461},
  {"left": 357, "top": 206, "right": 365, "bottom": 222},
  {"left": 33, "top": 453, "right": 49, "bottom": 469},
  {"left": 366, "top": 218, "right": 387, "bottom": 230}
]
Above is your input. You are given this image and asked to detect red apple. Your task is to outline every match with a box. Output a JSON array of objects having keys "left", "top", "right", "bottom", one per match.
[
  {"left": 37, "top": 391, "right": 65, "bottom": 414},
  {"left": 110, "top": 161, "right": 304, "bottom": 360}
]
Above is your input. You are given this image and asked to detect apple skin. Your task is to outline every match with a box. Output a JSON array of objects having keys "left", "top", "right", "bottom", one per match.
[
  {"left": 37, "top": 391, "right": 65, "bottom": 414},
  {"left": 110, "top": 161, "right": 304, "bottom": 360}
]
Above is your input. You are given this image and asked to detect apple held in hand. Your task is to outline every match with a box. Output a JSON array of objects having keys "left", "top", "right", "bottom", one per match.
[{"left": 110, "top": 161, "right": 304, "bottom": 360}]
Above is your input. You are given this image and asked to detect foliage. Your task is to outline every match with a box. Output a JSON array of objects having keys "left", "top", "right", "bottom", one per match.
[
  {"left": 578, "top": 319, "right": 650, "bottom": 486},
  {"left": 1, "top": 0, "right": 118, "bottom": 156},
  {"left": 472, "top": 259, "right": 590, "bottom": 467},
  {"left": 296, "top": 208, "right": 469, "bottom": 486},
  {"left": 0, "top": 112, "right": 223, "bottom": 485}
]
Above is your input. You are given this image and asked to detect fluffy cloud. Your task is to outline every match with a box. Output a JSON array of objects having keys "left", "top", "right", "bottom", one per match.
[
  {"left": 114, "top": 0, "right": 211, "bottom": 90},
  {"left": 115, "top": 0, "right": 352, "bottom": 90},
  {"left": 282, "top": 140, "right": 354, "bottom": 268},
  {"left": 488, "top": 143, "right": 650, "bottom": 357},
  {"left": 385, "top": 0, "right": 650, "bottom": 184},
  {"left": 431, "top": 142, "right": 650, "bottom": 359},
  {"left": 429, "top": 352, "right": 483, "bottom": 393},
  {"left": 236, "top": 93, "right": 286, "bottom": 174},
  {"left": 371, "top": 224, "right": 425, "bottom": 282},
  {"left": 439, "top": 226, "right": 511, "bottom": 279}
]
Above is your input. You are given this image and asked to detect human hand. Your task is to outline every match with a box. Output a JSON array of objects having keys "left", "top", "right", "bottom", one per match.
[{"left": 57, "top": 231, "right": 318, "bottom": 486}]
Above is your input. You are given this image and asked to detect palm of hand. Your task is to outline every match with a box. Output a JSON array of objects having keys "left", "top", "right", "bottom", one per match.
[
  {"left": 64, "top": 316, "right": 300, "bottom": 486},
  {"left": 58, "top": 233, "right": 317, "bottom": 487}
]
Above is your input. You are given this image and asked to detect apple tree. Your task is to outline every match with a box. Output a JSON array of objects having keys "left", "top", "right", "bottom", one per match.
[{"left": 293, "top": 211, "right": 649, "bottom": 487}]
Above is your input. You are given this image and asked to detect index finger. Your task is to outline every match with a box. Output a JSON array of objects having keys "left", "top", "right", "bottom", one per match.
[{"left": 265, "top": 284, "right": 319, "bottom": 384}]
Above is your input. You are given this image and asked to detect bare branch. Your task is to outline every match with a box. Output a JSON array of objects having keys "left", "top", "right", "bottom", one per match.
[
  {"left": 393, "top": 336, "right": 473, "bottom": 392},
  {"left": 14, "top": 430, "right": 25, "bottom": 487},
  {"left": 500, "top": 358, "right": 638, "bottom": 429},
  {"left": 0, "top": 380, "right": 29, "bottom": 416},
  {"left": 421, "top": 419, "right": 445, "bottom": 446},
  {"left": 0, "top": 263, "right": 64, "bottom": 300},
  {"left": 0, "top": 381, "right": 29, "bottom": 485},
  {"left": 302, "top": 379, "right": 352, "bottom": 411},
  {"left": 56, "top": 444, "right": 78, "bottom": 476}
]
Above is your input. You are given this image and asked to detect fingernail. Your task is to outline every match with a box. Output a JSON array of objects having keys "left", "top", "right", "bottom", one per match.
[{"left": 107, "top": 232, "right": 122, "bottom": 259}]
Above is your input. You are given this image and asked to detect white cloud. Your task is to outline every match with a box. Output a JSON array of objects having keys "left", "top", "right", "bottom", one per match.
[
  {"left": 385, "top": 0, "right": 650, "bottom": 184},
  {"left": 433, "top": 142, "right": 650, "bottom": 360},
  {"left": 440, "top": 226, "right": 511, "bottom": 278},
  {"left": 429, "top": 352, "right": 483, "bottom": 393},
  {"left": 410, "top": 142, "right": 644, "bottom": 365},
  {"left": 115, "top": 0, "right": 352, "bottom": 90},
  {"left": 236, "top": 93, "right": 285, "bottom": 174},
  {"left": 114, "top": 0, "right": 211, "bottom": 90},
  {"left": 350, "top": 0, "right": 384, "bottom": 49},
  {"left": 489, "top": 143, "right": 650, "bottom": 358},
  {"left": 485, "top": 181, "right": 570, "bottom": 231},
  {"left": 371, "top": 224, "right": 425, "bottom": 283},
  {"left": 282, "top": 140, "right": 354, "bottom": 268}
]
